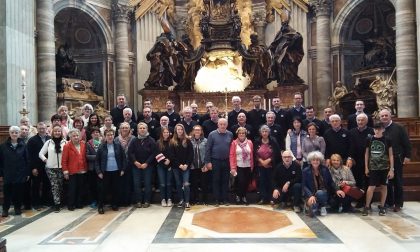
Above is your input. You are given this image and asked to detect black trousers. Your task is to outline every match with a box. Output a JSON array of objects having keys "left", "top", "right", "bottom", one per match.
[
  {"left": 3, "top": 183, "right": 24, "bottom": 211},
  {"left": 190, "top": 168, "right": 210, "bottom": 203},
  {"left": 387, "top": 157, "right": 404, "bottom": 207},
  {"left": 86, "top": 170, "right": 98, "bottom": 204},
  {"left": 67, "top": 173, "right": 86, "bottom": 207},
  {"left": 31, "top": 167, "right": 52, "bottom": 206},
  {"left": 97, "top": 170, "right": 121, "bottom": 208},
  {"left": 236, "top": 167, "right": 251, "bottom": 198}
]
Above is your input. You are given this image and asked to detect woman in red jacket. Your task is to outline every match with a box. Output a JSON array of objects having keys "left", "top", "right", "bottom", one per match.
[
  {"left": 62, "top": 128, "right": 88, "bottom": 211},
  {"left": 229, "top": 127, "right": 254, "bottom": 205}
]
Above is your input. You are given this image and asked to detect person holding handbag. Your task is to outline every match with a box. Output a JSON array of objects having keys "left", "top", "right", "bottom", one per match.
[{"left": 329, "top": 154, "right": 358, "bottom": 213}]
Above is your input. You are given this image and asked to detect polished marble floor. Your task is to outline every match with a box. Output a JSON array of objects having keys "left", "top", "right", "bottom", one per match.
[{"left": 2, "top": 202, "right": 420, "bottom": 252}]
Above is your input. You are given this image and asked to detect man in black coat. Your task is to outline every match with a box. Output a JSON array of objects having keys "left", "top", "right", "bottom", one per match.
[
  {"left": 348, "top": 113, "right": 374, "bottom": 193},
  {"left": 202, "top": 107, "right": 219, "bottom": 138},
  {"left": 302, "top": 106, "right": 322, "bottom": 131},
  {"left": 161, "top": 99, "right": 181, "bottom": 128},
  {"left": 265, "top": 111, "right": 285, "bottom": 150},
  {"left": 227, "top": 96, "right": 247, "bottom": 132},
  {"left": 380, "top": 109, "right": 412, "bottom": 212},
  {"left": 271, "top": 96, "right": 289, "bottom": 134},
  {"left": 26, "top": 122, "right": 52, "bottom": 209},
  {"left": 324, "top": 114, "right": 350, "bottom": 165},
  {"left": 272, "top": 150, "right": 302, "bottom": 212},
  {"left": 247, "top": 95, "right": 267, "bottom": 138},
  {"left": 287, "top": 92, "right": 306, "bottom": 127}
]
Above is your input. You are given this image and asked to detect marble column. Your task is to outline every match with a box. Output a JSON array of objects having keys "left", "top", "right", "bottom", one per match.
[
  {"left": 395, "top": 0, "right": 418, "bottom": 117},
  {"left": 113, "top": 3, "right": 131, "bottom": 99},
  {"left": 36, "top": 0, "right": 57, "bottom": 122},
  {"left": 311, "top": 0, "right": 332, "bottom": 112}
]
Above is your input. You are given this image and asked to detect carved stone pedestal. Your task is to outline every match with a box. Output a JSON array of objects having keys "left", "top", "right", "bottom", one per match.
[{"left": 56, "top": 78, "right": 104, "bottom": 110}]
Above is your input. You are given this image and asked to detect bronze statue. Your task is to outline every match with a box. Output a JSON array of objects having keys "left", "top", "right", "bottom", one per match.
[
  {"left": 174, "top": 34, "right": 201, "bottom": 91},
  {"left": 362, "top": 36, "right": 395, "bottom": 69},
  {"left": 243, "top": 34, "right": 271, "bottom": 89},
  {"left": 144, "top": 33, "right": 178, "bottom": 89},
  {"left": 369, "top": 75, "right": 397, "bottom": 116},
  {"left": 200, "top": 11, "right": 210, "bottom": 39},
  {"left": 231, "top": 9, "right": 241, "bottom": 39},
  {"left": 56, "top": 44, "right": 77, "bottom": 78},
  {"left": 269, "top": 21, "right": 305, "bottom": 85}
]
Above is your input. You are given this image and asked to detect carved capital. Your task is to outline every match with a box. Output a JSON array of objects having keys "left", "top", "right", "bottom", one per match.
[
  {"left": 310, "top": 0, "right": 332, "bottom": 17},
  {"left": 112, "top": 3, "right": 132, "bottom": 23}
]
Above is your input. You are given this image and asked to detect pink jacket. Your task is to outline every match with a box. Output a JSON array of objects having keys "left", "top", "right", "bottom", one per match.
[{"left": 229, "top": 139, "right": 254, "bottom": 172}]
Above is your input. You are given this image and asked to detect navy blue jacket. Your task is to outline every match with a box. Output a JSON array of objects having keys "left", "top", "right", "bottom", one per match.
[
  {"left": 95, "top": 141, "right": 126, "bottom": 174},
  {"left": 302, "top": 164, "right": 336, "bottom": 199},
  {"left": 0, "top": 138, "right": 30, "bottom": 184}
]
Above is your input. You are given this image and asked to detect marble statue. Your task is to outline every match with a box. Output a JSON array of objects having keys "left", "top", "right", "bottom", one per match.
[{"left": 329, "top": 81, "right": 348, "bottom": 108}]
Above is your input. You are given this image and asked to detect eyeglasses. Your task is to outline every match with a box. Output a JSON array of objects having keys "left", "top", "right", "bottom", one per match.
[{"left": 282, "top": 156, "right": 292, "bottom": 158}]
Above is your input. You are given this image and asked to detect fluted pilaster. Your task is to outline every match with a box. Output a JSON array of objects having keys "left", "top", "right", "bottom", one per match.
[{"left": 36, "top": 0, "right": 56, "bottom": 121}]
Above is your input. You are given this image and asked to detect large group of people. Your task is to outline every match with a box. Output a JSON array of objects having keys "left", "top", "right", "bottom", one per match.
[{"left": 0, "top": 93, "right": 412, "bottom": 218}]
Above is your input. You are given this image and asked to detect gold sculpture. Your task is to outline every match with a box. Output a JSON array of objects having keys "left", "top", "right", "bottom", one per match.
[
  {"left": 369, "top": 75, "right": 397, "bottom": 116},
  {"left": 329, "top": 81, "right": 348, "bottom": 109}
]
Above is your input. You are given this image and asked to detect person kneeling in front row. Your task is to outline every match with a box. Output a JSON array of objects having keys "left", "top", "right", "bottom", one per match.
[{"left": 272, "top": 150, "right": 302, "bottom": 213}]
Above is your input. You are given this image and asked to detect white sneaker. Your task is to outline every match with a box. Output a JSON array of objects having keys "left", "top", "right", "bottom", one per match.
[
  {"left": 167, "top": 199, "right": 173, "bottom": 207},
  {"left": 161, "top": 199, "right": 167, "bottom": 207},
  {"left": 320, "top": 206, "right": 327, "bottom": 216}
]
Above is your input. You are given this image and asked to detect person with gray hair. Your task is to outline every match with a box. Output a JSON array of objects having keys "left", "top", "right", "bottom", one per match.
[
  {"left": 205, "top": 118, "right": 233, "bottom": 206},
  {"left": 323, "top": 114, "right": 350, "bottom": 166},
  {"left": 20, "top": 117, "right": 38, "bottom": 138},
  {"left": 348, "top": 112, "right": 374, "bottom": 200},
  {"left": 27, "top": 122, "right": 51, "bottom": 210},
  {"left": 123, "top": 107, "right": 138, "bottom": 137},
  {"left": 227, "top": 96, "right": 247, "bottom": 132},
  {"left": 0, "top": 126, "right": 29, "bottom": 217},
  {"left": 379, "top": 109, "right": 411, "bottom": 212},
  {"left": 254, "top": 124, "right": 281, "bottom": 204},
  {"left": 81, "top": 103, "right": 93, "bottom": 127},
  {"left": 181, "top": 106, "right": 198, "bottom": 135},
  {"left": 302, "top": 151, "right": 344, "bottom": 217}
]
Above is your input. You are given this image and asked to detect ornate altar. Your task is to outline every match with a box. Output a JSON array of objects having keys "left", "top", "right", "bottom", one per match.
[{"left": 57, "top": 77, "right": 104, "bottom": 110}]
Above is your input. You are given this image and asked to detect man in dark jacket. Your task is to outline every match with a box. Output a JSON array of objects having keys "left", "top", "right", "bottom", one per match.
[
  {"left": 272, "top": 150, "right": 302, "bottom": 212},
  {"left": 380, "top": 109, "right": 412, "bottom": 212},
  {"left": 110, "top": 94, "right": 136, "bottom": 129},
  {"left": 0, "top": 126, "right": 30, "bottom": 217},
  {"left": 26, "top": 122, "right": 52, "bottom": 210}
]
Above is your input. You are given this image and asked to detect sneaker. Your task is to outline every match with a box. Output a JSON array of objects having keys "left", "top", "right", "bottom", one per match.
[
  {"left": 98, "top": 207, "right": 104, "bottom": 214},
  {"left": 320, "top": 206, "right": 327, "bottom": 216},
  {"left": 143, "top": 202, "right": 150, "bottom": 208},
  {"left": 379, "top": 206, "right": 386, "bottom": 216},
  {"left": 242, "top": 197, "right": 248, "bottom": 205},
  {"left": 185, "top": 203, "right": 191, "bottom": 209},
  {"left": 257, "top": 200, "right": 265, "bottom": 205},
  {"left": 161, "top": 199, "right": 167, "bottom": 207},
  {"left": 362, "top": 207, "right": 369, "bottom": 216},
  {"left": 177, "top": 200, "right": 184, "bottom": 208},
  {"left": 167, "top": 199, "right": 173, "bottom": 207},
  {"left": 293, "top": 206, "right": 301, "bottom": 213},
  {"left": 135, "top": 202, "right": 142, "bottom": 208},
  {"left": 235, "top": 195, "right": 241, "bottom": 204}
]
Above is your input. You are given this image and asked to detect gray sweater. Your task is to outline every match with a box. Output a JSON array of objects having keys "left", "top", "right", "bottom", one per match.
[{"left": 205, "top": 130, "right": 233, "bottom": 163}]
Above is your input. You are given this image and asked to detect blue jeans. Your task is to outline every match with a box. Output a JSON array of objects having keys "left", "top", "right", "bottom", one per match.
[
  {"left": 258, "top": 167, "right": 273, "bottom": 202},
  {"left": 157, "top": 164, "right": 173, "bottom": 201},
  {"left": 314, "top": 190, "right": 328, "bottom": 207},
  {"left": 211, "top": 159, "right": 230, "bottom": 202},
  {"left": 132, "top": 166, "right": 153, "bottom": 203},
  {"left": 173, "top": 168, "right": 190, "bottom": 203},
  {"left": 278, "top": 183, "right": 302, "bottom": 207}
]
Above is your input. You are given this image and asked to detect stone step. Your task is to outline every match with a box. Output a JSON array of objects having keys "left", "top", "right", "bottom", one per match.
[{"left": 403, "top": 185, "right": 420, "bottom": 201}]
